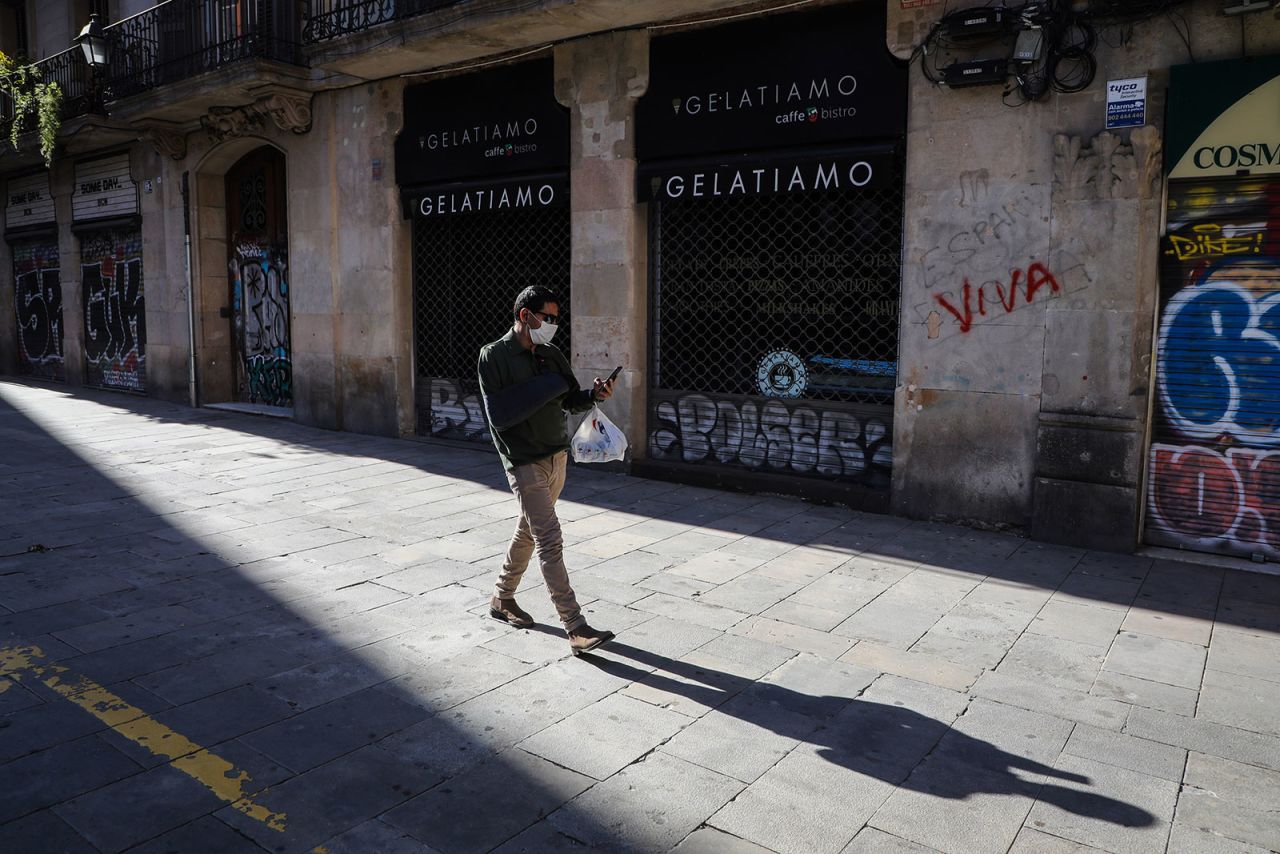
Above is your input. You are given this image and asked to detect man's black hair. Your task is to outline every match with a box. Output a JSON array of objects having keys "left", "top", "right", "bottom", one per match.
[{"left": 513, "top": 285, "right": 560, "bottom": 319}]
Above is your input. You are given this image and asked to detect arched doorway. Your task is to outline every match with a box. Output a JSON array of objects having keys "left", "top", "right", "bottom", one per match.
[{"left": 225, "top": 146, "right": 291, "bottom": 408}]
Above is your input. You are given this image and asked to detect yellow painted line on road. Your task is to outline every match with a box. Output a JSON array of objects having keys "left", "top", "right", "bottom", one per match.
[{"left": 0, "top": 644, "right": 288, "bottom": 833}]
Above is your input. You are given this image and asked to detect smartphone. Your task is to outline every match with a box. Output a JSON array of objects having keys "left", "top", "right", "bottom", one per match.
[{"left": 607, "top": 366, "right": 622, "bottom": 384}]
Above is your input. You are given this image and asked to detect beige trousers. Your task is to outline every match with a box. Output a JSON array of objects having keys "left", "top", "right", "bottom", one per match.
[{"left": 495, "top": 451, "right": 585, "bottom": 632}]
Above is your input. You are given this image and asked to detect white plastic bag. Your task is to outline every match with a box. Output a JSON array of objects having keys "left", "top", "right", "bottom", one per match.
[{"left": 571, "top": 405, "right": 628, "bottom": 463}]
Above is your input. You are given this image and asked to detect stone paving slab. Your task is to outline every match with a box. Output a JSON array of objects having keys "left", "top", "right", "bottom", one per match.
[
  {"left": 710, "top": 749, "right": 891, "bottom": 854},
  {"left": 1103, "top": 631, "right": 1207, "bottom": 692},
  {"left": 123, "top": 814, "right": 273, "bottom": 854},
  {"left": 1062, "top": 723, "right": 1187, "bottom": 783},
  {"left": 660, "top": 691, "right": 819, "bottom": 783},
  {"left": 1089, "top": 670, "right": 1200, "bottom": 718},
  {"left": 970, "top": 670, "right": 1131, "bottom": 732},
  {"left": 1204, "top": 628, "right": 1280, "bottom": 682},
  {"left": 1124, "top": 707, "right": 1280, "bottom": 772},
  {"left": 1023, "top": 754, "right": 1178, "bottom": 854},
  {"left": 3, "top": 381, "right": 1280, "bottom": 853},
  {"left": 520, "top": 693, "right": 690, "bottom": 780},
  {"left": 1196, "top": 667, "right": 1280, "bottom": 737},
  {"left": 674, "top": 827, "right": 776, "bottom": 853},
  {"left": 552, "top": 752, "right": 744, "bottom": 853},
  {"left": 869, "top": 758, "right": 1038, "bottom": 854},
  {"left": 1176, "top": 752, "right": 1280, "bottom": 852},
  {"left": 0, "top": 735, "right": 142, "bottom": 824},
  {"left": 0, "top": 809, "right": 101, "bottom": 854},
  {"left": 383, "top": 748, "right": 593, "bottom": 853}
]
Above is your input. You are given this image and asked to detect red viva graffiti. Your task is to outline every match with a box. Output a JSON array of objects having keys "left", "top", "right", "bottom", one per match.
[
  {"left": 1149, "top": 443, "right": 1280, "bottom": 558},
  {"left": 933, "top": 262, "right": 1061, "bottom": 333}
]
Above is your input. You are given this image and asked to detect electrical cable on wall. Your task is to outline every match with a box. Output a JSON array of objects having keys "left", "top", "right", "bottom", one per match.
[{"left": 913, "top": 0, "right": 1195, "bottom": 104}]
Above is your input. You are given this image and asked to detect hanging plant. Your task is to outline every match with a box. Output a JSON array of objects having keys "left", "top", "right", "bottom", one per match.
[{"left": 0, "top": 51, "right": 63, "bottom": 167}]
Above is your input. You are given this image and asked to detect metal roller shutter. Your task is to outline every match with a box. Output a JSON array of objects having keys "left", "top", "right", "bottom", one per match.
[
  {"left": 412, "top": 206, "right": 570, "bottom": 443},
  {"left": 1145, "top": 176, "right": 1280, "bottom": 562},
  {"left": 645, "top": 154, "right": 903, "bottom": 494}
]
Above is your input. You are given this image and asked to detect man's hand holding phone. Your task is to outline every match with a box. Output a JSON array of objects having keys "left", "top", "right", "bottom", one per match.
[{"left": 593, "top": 366, "right": 622, "bottom": 401}]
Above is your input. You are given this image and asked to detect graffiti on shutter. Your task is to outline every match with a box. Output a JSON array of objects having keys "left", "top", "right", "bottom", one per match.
[{"left": 1146, "top": 178, "right": 1280, "bottom": 561}]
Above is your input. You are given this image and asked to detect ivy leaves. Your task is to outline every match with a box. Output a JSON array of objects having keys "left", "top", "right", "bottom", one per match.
[{"left": 1, "top": 51, "right": 63, "bottom": 167}]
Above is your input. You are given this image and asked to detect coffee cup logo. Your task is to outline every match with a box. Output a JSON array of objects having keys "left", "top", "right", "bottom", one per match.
[{"left": 757, "top": 350, "right": 808, "bottom": 398}]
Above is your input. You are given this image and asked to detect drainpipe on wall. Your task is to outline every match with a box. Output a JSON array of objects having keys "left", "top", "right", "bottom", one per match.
[{"left": 181, "top": 171, "right": 198, "bottom": 408}]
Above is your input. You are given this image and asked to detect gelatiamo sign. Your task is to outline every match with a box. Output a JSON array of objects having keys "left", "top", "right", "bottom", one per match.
[
  {"left": 638, "top": 147, "right": 896, "bottom": 202},
  {"left": 395, "top": 58, "right": 569, "bottom": 200},
  {"left": 636, "top": 3, "right": 906, "bottom": 161},
  {"left": 1167, "top": 55, "right": 1280, "bottom": 179},
  {"left": 400, "top": 175, "right": 568, "bottom": 219}
]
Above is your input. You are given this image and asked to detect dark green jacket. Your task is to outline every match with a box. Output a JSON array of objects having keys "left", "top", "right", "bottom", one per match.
[{"left": 477, "top": 330, "right": 595, "bottom": 470}]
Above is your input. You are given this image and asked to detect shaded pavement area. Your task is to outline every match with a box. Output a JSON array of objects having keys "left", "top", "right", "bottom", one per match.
[{"left": 1, "top": 379, "right": 1278, "bottom": 854}]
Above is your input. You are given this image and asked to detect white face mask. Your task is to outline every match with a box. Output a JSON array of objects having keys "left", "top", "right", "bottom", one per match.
[{"left": 528, "top": 315, "right": 558, "bottom": 345}]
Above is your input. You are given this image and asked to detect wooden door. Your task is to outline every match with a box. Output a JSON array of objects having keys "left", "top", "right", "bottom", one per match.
[{"left": 225, "top": 146, "right": 291, "bottom": 407}]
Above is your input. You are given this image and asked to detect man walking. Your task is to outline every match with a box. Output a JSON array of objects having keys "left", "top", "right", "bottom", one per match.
[{"left": 477, "top": 285, "right": 616, "bottom": 654}]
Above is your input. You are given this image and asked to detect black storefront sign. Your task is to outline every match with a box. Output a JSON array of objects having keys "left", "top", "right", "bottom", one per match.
[
  {"left": 401, "top": 174, "right": 568, "bottom": 219},
  {"left": 395, "top": 59, "right": 569, "bottom": 190},
  {"left": 636, "top": 3, "right": 904, "bottom": 162},
  {"left": 638, "top": 146, "right": 896, "bottom": 202},
  {"left": 401, "top": 58, "right": 572, "bottom": 444}
]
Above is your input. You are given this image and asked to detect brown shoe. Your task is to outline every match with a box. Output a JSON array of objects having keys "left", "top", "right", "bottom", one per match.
[
  {"left": 568, "top": 624, "right": 615, "bottom": 655},
  {"left": 490, "top": 596, "right": 534, "bottom": 628}
]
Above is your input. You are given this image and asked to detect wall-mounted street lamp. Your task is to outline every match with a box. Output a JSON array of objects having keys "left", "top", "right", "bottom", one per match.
[
  {"left": 77, "top": 14, "right": 110, "bottom": 67},
  {"left": 76, "top": 13, "right": 110, "bottom": 113}
]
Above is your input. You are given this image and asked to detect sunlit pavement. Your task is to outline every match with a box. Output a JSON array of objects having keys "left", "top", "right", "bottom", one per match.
[{"left": 1, "top": 379, "right": 1277, "bottom": 854}]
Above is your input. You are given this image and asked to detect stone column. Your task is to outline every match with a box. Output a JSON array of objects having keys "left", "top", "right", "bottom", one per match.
[
  {"left": 555, "top": 31, "right": 649, "bottom": 456},
  {"left": 55, "top": 159, "right": 85, "bottom": 387},
  {"left": 1030, "top": 125, "right": 1165, "bottom": 552},
  {"left": 0, "top": 220, "right": 13, "bottom": 374}
]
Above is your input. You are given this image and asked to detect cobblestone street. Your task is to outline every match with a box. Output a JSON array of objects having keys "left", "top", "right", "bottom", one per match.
[{"left": 1, "top": 380, "right": 1278, "bottom": 854}]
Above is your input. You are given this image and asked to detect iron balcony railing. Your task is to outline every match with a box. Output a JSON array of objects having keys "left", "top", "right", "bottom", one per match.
[
  {"left": 302, "top": 0, "right": 469, "bottom": 43},
  {"left": 104, "top": 0, "right": 305, "bottom": 100},
  {"left": 3, "top": 0, "right": 307, "bottom": 141},
  {"left": 0, "top": 46, "right": 94, "bottom": 141},
  {"left": 2, "top": 0, "right": 525, "bottom": 144}
]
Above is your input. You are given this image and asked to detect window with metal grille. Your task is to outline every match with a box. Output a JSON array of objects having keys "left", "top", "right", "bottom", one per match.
[
  {"left": 413, "top": 205, "right": 571, "bottom": 441},
  {"left": 647, "top": 155, "right": 903, "bottom": 486},
  {"left": 651, "top": 163, "right": 903, "bottom": 402}
]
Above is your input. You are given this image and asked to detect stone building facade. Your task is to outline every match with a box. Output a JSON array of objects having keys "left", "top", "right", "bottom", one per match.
[{"left": 2, "top": 0, "right": 1278, "bottom": 562}]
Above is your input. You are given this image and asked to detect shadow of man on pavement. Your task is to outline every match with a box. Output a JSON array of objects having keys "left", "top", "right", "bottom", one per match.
[{"left": 561, "top": 636, "right": 1155, "bottom": 830}]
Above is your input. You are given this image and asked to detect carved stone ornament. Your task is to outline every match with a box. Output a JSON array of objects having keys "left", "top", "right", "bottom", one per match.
[
  {"left": 199, "top": 91, "right": 313, "bottom": 142},
  {"left": 201, "top": 105, "right": 264, "bottom": 142},
  {"left": 259, "top": 92, "right": 313, "bottom": 135},
  {"left": 143, "top": 125, "right": 188, "bottom": 160},
  {"left": 1052, "top": 125, "right": 1163, "bottom": 201}
]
